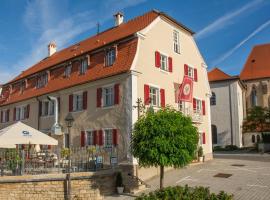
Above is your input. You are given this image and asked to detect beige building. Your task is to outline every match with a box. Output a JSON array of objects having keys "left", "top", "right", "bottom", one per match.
[{"left": 0, "top": 10, "right": 212, "bottom": 169}]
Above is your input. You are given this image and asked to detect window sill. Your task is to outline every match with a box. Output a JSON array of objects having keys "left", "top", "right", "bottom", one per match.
[
  {"left": 40, "top": 115, "right": 54, "bottom": 119},
  {"left": 101, "top": 105, "right": 116, "bottom": 110},
  {"left": 159, "top": 69, "right": 170, "bottom": 74},
  {"left": 71, "top": 110, "right": 84, "bottom": 114}
]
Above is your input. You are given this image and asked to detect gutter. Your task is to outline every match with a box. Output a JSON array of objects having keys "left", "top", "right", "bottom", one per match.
[{"left": 228, "top": 83, "right": 234, "bottom": 145}]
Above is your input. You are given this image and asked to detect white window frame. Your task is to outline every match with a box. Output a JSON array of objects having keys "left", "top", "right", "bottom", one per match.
[
  {"left": 105, "top": 48, "right": 116, "bottom": 66},
  {"left": 36, "top": 73, "right": 48, "bottom": 88},
  {"left": 15, "top": 105, "right": 27, "bottom": 121},
  {"left": 2, "top": 109, "right": 8, "bottom": 123},
  {"left": 65, "top": 64, "right": 72, "bottom": 77},
  {"left": 194, "top": 98, "right": 202, "bottom": 114},
  {"left": 73, "top": 92, "right": 83, "bottom": 112},
  {"left": 41, "top": 100, "right": 55, "bottom": 117},
  {"left": 188, "top": 66, "right": 194, "bottom": 79},
  {"left": 149, "top": 85, "right": 160, "bottom": 107},
  {"left": 102, "top": 85, "right": 114, "bottom": 107},
  {"left": 160, "top": 53, "right": 169, "bottom": 72},
  {"left": 103, "top": 129, "right": 113, "bottom": 148},
  {"left": 80, "top": 58, "right": 88, "bottom": 75},
  {"left": 173, "top": 30, "right": 180, "bottom": 54},
  {"left": 86, "top": 130, "right": 95, "bottom": 146}
]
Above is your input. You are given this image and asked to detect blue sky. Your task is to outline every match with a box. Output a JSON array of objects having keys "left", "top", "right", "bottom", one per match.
[{"left": 0, "top": 0, "right": 270, "bottom": 84}]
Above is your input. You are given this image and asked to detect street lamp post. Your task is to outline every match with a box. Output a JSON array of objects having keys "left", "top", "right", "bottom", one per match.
[{"left": 65, "top": 113, "right": 74, "bottom": 200}]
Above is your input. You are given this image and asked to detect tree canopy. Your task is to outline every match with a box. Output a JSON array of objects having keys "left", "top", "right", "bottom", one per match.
[{"left": 131, "top": 107, "right": 199, "bottom": 188}]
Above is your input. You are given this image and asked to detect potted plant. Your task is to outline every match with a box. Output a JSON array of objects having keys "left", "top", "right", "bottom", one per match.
[
  {"left": 198, "top": 146, "right": 204, "bottom": 162},
  {"left": 116, "top": 172, "right": 124, "bottom": 194}
]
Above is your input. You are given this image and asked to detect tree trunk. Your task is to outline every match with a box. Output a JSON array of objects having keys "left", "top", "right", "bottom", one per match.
[{"left": 160, "top": 165, "right": 164, "bottom": 189}]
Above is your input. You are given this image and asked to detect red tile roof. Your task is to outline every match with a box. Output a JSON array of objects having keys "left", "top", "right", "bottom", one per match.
[
  {"left": 240, "top": 43, "right": 270, "bottom": 81},
  {"left": 208, "top": 68, "right": 232, "bottom": 82},
  {"left": 0, "top": 10, "right": 194, "bottom": 106}
]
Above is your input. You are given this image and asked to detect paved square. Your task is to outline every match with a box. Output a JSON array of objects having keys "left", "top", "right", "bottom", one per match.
[{"left": 106, "top": 154, "right": 270, "bottom": 200}]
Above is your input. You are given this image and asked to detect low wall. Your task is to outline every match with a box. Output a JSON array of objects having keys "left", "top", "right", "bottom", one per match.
[{"left": 0, "top": 171, "right": 115, "bottom": 200}]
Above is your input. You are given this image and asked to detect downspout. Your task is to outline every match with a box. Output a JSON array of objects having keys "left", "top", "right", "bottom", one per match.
[
  {"left": 47, "top": 96, "right": 61, "bottom": 135},
  {"left": 228, "top": 83, "right": 234, "bottom": 145}
]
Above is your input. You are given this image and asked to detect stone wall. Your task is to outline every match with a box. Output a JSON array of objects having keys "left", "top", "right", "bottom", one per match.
[{"left": 0, "top": 171, "right": 116, "bottom": 200}]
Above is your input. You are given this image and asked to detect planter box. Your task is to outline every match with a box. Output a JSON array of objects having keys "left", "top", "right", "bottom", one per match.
[{"left": 258, "top": 143, "right": 270, "bottom": 153}]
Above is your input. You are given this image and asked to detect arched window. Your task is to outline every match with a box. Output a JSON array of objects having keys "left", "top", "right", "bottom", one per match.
[
  {"left": 268, "top": 96, "right": 270, "bottom": 108},
  {"left": 257, "top": 135, "right": 261, "bottom": 143},
  {"left": 210, "top": 92, "right": 216, "bottom": 105},
  {"left": 251, "top": 85, "right": 257, "bottom": 107},
  {"left": 211, "top": 125, "right": 217, "bottom": 144},
  {"left": 252, "top": 135, "right": 256, "bottom": 143}
]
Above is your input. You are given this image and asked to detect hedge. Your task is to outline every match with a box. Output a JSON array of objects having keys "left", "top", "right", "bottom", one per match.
[{"left": 136, "top": 185, "right": 233, "bottom": 200}]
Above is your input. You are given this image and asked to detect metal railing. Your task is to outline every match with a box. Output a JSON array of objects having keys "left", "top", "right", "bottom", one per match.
[{"left": 0, "top": 146, "right": 118, "bottom": 176}]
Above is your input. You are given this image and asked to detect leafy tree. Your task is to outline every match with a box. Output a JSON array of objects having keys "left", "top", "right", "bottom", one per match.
[
  {"left": 131, "top": 107, "right": 198, "bottom": 189},
  {"left": 243, "top": 106, "right": 270, "bottom": 134}
]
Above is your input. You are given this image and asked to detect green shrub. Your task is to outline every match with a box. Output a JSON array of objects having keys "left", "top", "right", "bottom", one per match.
[
  {"left": 198, "top": 146, "right": 204, "bottom": 157},
  {"left": 213, "top": 146, "right": 224, "bottom": 151},
  {"left": 116, "top": 172, "right": 124, "bottom": 187},
  {"left": 136, "top": 185, "right": 233, "bottom": 200},
  {"left": 224, "top": 145, "right": 238, "bottom": 151}
]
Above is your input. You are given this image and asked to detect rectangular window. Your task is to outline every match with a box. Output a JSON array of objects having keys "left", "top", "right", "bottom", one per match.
[
  {"left": 103, "top": 86, "right": 114, "bottom": 107},
  {"left": 150, "top": 87, "right": 159, "bottom": 107},
  {"left": 188, "top": 66, "right": 194, "bottom": 79},
  {"left": 178, "top": 100, "right": 184, "bottom": 112},
  {"left": 20, "top": 81, "right": 26, "bottom": 94},
  {"left": 41, "top": 101, "right": 55, "bottom": 116},
  {"left": 36, "top": 73, "right": 48, "bottom": 88},
  {"left": 195, "top": 99, "right": 202, "bottom": 114},
  {"left": 73, "top": 93, "right": 83, "bottom": 111},
  {"left": 104, "top": 129, "right": 113, "bottom": 147},
  {"left": 105, "top": 48, "right": 116, "bottom": 66},
  {"left": 15, "top": 106, "right": 27, "bottom": 121},
  {"left": 65, "top": 65, "right": 72, "bottom": 77},
  {"left": 2, "top": 110, "right": 8, "bottom": 123},
  {"left": 173, "top": 30, "right": 180, "bottom": 53},
  {"left": 80, "top": 58, "right": 88, "bottom": 75},
  {"left": 160, "top": 54, "right": 168, "bottom": 71},
  {"left": 86, "top": 131, "right": 94, "bottom": 146}
]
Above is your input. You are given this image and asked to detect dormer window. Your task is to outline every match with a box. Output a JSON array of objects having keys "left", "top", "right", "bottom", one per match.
[
  {"left": 36, "top": 73, "right": 48, "bottom": 88},
  {"left": 105, "top": 48, "right": 116, "bottom": 66},
  {"left": 20, "top": 81, "right": 26, "bottom": 94},
  {"left": 80, "top": 58, "right": 88, "bottom": 75},
  {"left": 65, "top": 64, "right": 72, "bottom": 78}
]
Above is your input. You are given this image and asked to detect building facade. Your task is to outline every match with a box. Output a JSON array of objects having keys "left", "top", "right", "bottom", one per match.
[
  {"left": 0, "top": 10, "right": 212, "bottom": 168},
  {"left": 208, "top": 68, "right": 245, "bottom": 147},
  {"left": 240, "top": 43, "right": 270, "bottom": 146}
]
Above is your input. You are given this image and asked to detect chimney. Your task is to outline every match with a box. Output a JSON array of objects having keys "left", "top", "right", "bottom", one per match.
[
  {"left": 114, "top": 12, "right": 124, "bottom": 26},
  {"left": 48, "top": 41, "right": 57, "bottom": 56}
]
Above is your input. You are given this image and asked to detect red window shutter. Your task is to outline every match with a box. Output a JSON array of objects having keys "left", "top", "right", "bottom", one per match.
[
  {"left": 81, "top": 131, "right": 86, "bottom": 147},
  {"left": 168, "top": 57, "right": 173, "bottom": 72},
  {"left": 0, "top": 111, "right": 2, "bottom": 123},
  {"left": 13, "top": 108, "right": 16, "bottom": 121},
  {"left": 114, "top": 84, "right": 120, "bottom": 105},
  {"left": 97, "top": 88, "right": 102, "bottom": 107},
  {"left": 202, "top": 100, "right": 206, "bottom": 115},
  {"left": 193, "top": 98, "right": 196, "bottom": 111},
  {"left": 155, "top": 51, "right": 161, "bottom": 68},
  {"left": 7, "top": 109, "right": 10, "bottom": 122},
  {"left": 83, "top": 91, "right": 88, "bottom": 110},
  {"left": 160, "top": 89, "right": 165, "bottom": 108},
  {"left": 194, "top": 68, "right": 198, "bottom": 82},
  {"left": 144, "top": 84, "right": 150, "bottom": 105},
  {"left": 202, "top": 132, "right": 206, "bottom": 144},
  {"left": 184, "top": 64, "right": 188, "bottom": 76},
  {"left": 69, "top": 94, "right": 73, "bottom": 112},
  {"left": 99, "top": 130, "right": 104, "bottom": 146},
  {"left": 93, "top": 130, "right": 98, "bottom": 145},
  {"left": 58, "top": 97, "right": 61, "bottom": 112},
  {"left": 113, "top": 129, "right": 118, "bottom": 146},
  {"left": 26, "top": 105, "right": 30, "bottom": 119}
]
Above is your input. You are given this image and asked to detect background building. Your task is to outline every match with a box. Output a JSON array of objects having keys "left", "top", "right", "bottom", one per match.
[
  {"left": 208, "top": 68, "right": 245, "bottom": 147},
  {"left": 240, "top": 43, "right": 270, "bottom": 146}
]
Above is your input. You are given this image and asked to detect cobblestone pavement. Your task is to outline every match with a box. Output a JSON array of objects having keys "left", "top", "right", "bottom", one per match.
[{"left": 105, "top": 154, "right": 270, "bottom": 200}]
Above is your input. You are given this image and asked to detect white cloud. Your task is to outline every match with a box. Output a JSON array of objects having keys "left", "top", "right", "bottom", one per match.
[
  {"left": 2, "top": 0, "right": 147, "bottom": 84},
  {"left": 195, "top": 0, "right": 264, "bottom": 39},
  {"left": 211, "top": 19, "right": 270, "bottom": 66}
]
